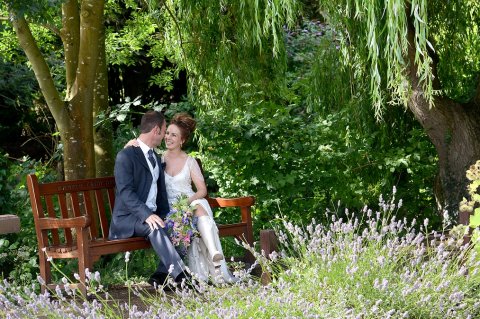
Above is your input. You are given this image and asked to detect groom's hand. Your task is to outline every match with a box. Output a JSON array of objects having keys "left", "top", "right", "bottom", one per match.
[{"left": 145, "top": 214, "right": 165, "bottom": 231}]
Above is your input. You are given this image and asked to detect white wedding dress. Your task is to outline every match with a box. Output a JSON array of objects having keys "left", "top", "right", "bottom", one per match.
[{"left": 163, "top": 156, "right": 238, "bottom": 283}]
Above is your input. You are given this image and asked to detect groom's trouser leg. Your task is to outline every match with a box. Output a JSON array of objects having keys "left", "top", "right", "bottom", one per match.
[{"left": 134, "top": 221, "right": 186, "bottom": 278}]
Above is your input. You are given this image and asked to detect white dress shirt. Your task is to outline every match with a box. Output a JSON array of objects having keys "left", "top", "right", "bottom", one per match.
[{"left": 137, "top": 139, "right": 159, "bottom": 212}]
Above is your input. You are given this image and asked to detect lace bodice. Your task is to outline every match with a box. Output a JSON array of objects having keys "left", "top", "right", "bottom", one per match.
[
  {"left": 163, "top": 155, "right": 238, "bottom": 283},
  {"left": 164, "top": 156, "right": 204, "bottom": 207}
]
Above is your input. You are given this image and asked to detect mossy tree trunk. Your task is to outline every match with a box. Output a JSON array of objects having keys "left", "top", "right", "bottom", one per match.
[
  {"left": 9, "top": 0, "right": 110, "bottom": 180},
  {"left": 92, "top": 18, "right": 114, "bottom": 177},
  {"left": 405, "top": 15, "right": 480, "bottom": 220}
]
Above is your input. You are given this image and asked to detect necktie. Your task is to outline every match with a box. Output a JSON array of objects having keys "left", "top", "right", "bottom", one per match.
[{"left": 147, "top": 149, "right": 156, "bottom": 168}]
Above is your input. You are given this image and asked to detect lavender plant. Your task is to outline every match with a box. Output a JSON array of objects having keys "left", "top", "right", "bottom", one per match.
[
  {"left": 1, "top": 192, "right": 479, "bottom": 318},
  {"left": 268, "top": 196, "right": 480, "bottom": 318}
]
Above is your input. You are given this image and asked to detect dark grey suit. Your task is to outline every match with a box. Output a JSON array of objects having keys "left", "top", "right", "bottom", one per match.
[{"left": 109, "top": 146, "right": 185, "bottom": 277}]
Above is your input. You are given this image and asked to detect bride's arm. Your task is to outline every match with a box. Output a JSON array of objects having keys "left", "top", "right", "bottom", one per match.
[
  {"left": 124, "top": 139, "right": 139, "bottom": 148},
  {"left": 189, "top": 158, "right": 208, "bottom": 204}
]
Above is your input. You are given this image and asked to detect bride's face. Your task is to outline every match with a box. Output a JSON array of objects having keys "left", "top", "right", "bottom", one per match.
[{"left": 164, "top": 124, "right": 184, "bottom": 150}]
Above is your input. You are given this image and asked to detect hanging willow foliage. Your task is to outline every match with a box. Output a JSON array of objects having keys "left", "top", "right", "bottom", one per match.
[
  {"left": 318, "top": 0, "right": 434, "bottom": 119},
  {"left": 145, "top": 0, "right": 298, "bottom": 110}
]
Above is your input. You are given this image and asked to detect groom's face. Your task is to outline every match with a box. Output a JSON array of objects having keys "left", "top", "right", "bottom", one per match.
[{"left": 153, "top": 122, "right": 166, "bottom": 147}]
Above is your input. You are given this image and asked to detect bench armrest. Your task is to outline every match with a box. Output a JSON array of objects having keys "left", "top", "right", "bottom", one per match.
[
  {"left": 206, "top": 195, "right": 255, "bottom": 249},
  {"left": 207, "top": 196, "right": 255, "bottom": 208},
  {"left": 36, "top": 216, "right": 91, "bottom": 230}
]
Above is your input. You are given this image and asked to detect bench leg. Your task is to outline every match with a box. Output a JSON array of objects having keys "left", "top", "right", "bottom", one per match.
[
  {"left": 77, "top": 228, "right": 90, "bottom": 297},
  {"left": 39, "top": 251, "right": 52, "bottom": 294},
  {"left": 77, "top": 261, "right": 87, "bottom": 297},
  {"left": 244, "top": 244, "right": 256, "bottom": 265},
  {"left": 260, "top": 229, "right": 279, "bottom": 285},
  {"left": 235, "top": 230, "right": 256, "bottom": 265},
  {"left": 245, "top": 246, "right": 256, "bottom": 265}
]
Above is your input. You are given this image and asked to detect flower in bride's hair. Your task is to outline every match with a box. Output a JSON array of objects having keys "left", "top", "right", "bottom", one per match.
[{"left": 165, "top": 194, "right": 199, "bottom": 258}]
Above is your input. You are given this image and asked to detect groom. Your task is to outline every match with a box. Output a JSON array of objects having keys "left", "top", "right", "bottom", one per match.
[{"left": 108, "top": 110, "right": 188, "bottom": 287}]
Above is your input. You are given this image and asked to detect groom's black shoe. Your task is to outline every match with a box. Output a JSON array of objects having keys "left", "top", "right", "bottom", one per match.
[
  {"left": 174, "top": 271, "right": 199, "bottom": 292},
  {"left": 174, "top": 271, "right": 191, "bottom": 284},
  {"left": 148, "top": 271, "right": 171, "bottom": 290}
]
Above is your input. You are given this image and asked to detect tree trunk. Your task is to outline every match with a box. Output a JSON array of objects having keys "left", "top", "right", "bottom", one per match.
[
  {"left": 9, "top": 0, "right": 106, "bottom": 181},
  {"left": 61, "top": 105, "right": 95, "bottom": 180},
  {"left": 61, "top": 0, "right": 80, "bottom": 93},
  {"left": 406, "top": 17, "right": 480, "bottom": 223},
  {"left": 93, "top": 24, "right": 114, "bottom": 177}
]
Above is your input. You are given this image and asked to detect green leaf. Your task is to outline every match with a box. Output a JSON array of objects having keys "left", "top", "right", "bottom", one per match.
[
  {"left": 0, "top": 238, "right": 9, "bottom": 248},
  {"left": 469, "top": 208, "right": 480, "bottom": 228}
]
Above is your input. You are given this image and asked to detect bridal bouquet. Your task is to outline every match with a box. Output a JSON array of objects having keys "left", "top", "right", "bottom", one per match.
[{"left": 164, "top": 195, "right": 199, "bottom": 258}]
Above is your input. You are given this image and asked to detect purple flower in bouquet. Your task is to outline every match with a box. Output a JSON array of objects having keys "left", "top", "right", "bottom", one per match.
[{"left": 164, "top": 195, "right": 199, "bottom": 258}]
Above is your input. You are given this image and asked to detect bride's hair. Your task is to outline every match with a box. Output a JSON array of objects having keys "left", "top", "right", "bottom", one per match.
[{"left": 170, "top": 113, "right": 196, "bottom": 142}]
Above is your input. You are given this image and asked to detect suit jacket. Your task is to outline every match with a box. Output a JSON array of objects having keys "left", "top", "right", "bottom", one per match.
[{"left": 108, "top": 146, "right": 170, "bottom": 239}]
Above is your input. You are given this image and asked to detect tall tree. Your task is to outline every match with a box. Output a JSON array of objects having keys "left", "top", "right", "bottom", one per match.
[
  {"left": 2, "top": 0, "right": 298, "bottom": 180},
  {"left": 3, "top": 0, "right": 112, "bottom": 180},
  {"left": 315, "top": 0, "right": 480, "bottom": 221}
]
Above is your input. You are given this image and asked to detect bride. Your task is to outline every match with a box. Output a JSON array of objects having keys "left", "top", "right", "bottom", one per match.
[
  {"left": 163, "top": 113, "right": 237, "bottom": 283},
  {"left": 128, "top": 113, "right": 238, "bottom": 283}
]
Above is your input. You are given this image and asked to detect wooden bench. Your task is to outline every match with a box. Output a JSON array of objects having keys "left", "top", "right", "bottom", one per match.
[{"left": 26, "top": 173, "right": 255, "bottom": 295}]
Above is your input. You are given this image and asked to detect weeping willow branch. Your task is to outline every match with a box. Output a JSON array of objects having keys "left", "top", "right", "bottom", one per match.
[
  {"left": 317, "top": 0, "right": 435, "bottom": 119},
  {"left": 163, "top": 1, "right": 187, "bottom": 68},
  {"left": 140, "top": 0, "right": 297, "bottom": 113},
  {"left": 410, "top": 0, "right": 434, "bottom": 107}
]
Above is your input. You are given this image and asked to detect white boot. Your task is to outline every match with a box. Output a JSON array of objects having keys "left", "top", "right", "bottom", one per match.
[{"left": 197, "top": 216, "right": 224, "bottom": 266}]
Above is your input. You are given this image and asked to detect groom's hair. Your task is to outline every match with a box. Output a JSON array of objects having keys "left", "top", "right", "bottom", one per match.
[{"left": 139, "top": 110, "right": 165, "bottom": 133}]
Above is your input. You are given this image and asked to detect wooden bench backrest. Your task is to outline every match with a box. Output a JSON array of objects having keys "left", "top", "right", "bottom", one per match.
[
  {"left": 27, "top": 159, "right": 253, "bottom": 251},
  {"left": 27, "top": 175, "right": 115, "bottom": 248}
]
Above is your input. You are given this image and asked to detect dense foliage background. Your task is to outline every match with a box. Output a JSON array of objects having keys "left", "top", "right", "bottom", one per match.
[
  {"left": 0, "top": 18, "right": 439, "bottom": 286},
  {"left": 0, "top": 1, "right": 457, "bottom": 287},
  {"left": 196, "top": 21, "right": 438, "bottom": 230}
]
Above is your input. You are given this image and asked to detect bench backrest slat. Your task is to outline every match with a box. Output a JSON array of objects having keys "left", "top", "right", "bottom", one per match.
[
  {"left": 45, "top": 194, "right": 61, "bottom": 245},
  {"left": 58, "top": 193, "right": 74, "bottom": 245},
  {"left": 95, "top": 189, "right": 110, "bottom": 239},
  {"left": 70, "top": 192, "right": 82, "bottom": 218},
  {"left": 82, "top": 190, "right": 99, "bottom": 239}
]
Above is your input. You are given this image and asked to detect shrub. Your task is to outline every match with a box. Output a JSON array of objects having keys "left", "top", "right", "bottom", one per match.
[
  {"left": 195, "top": 20, "right": 439, "bottom": 232},
  {"left": 460, "top": 160, "right": 480, "bottom": 259},
  {"left": 197, "top": 105, "right": 438, "bottom": 231},
  {"left": 265, "top": 194, "right": 480, "bottom": 317},
  {"left": 0, "top": 154, "right": 56, "bottom": 285}
]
